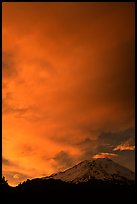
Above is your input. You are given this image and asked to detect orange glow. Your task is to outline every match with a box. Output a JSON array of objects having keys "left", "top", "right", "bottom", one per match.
[
  {"left": 114, "top": 143, "right": 135, "bottom": 151},
  {"left": 92, "top": 153, "right": 118, "bottom": 159},
  {"left": 2, "top": 2, "right": 135, "bottom": 186}
]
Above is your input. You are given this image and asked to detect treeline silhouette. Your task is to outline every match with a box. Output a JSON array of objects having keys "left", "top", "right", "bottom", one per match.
[{"left": 1, "top": 176, "right": 135, "bottom": 203}]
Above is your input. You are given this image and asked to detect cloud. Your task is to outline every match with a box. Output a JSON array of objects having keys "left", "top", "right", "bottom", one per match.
[
  {"left": 2, "top": 100, "right": 30, "bottom": 116},
  {"left": 2, "top": 170, "right": 30, "bottom": 186},
  {"left": 13, "top": 174, "right": 20, "bottom": 179},
  {"left": 2, "top": 95, "right": 32, "bottom": 118},
  {"left": 77, "top": 129, "right": 135, "bottom": 168},
  {"left": 91, "top": 129, "right": 135, "bottom": 171},
  {"left": 113, "top": 143, "right": 135, "bottom": 151},
  {"left": 2, "top": 93, "right": 46, "bottom": 120},
  {"left": 2, "top": 157, "right": 14, "bottom": 166},
  {"left": 97, "top": 128, "right": 135, "bottom": 148},
  {"left": 52, "top": 151, "right": 75, "bottom": 171},
  {"left": 75, "top": 137, "right": 98, "bottom": 161},
  {"left": 2, "top": 157, "right": 31, "bottom": 186},
  {"left": 2, "top": 51, "right": 17, "bottom": 79},
  {"left": 112, "top": 151, "right": 135, "bottom": 172},
  {"left": 2, "top": 2, "right": 135, "bottom": 185},
  {"left": 92, "top": 153, "right": 118, "bottom": 159}
]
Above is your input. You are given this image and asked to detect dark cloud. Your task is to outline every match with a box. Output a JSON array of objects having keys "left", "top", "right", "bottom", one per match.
[
  {"left": 2, "top": 92, "right": 47, "bottom": 121},
  {"left": 95, "top": 144, "right": 114, "bottom": 154},
  {"left": 20, "top": 144, "right": 36, "bottom": 156},
  {"left": 2, "top": 92, "right": 33, "bottom": 118},
  {"left": 78, "top": 138, "right": 94, "bottom": 146},
  {"left": 76, "top": 138, "right": 97, "bottom": 160},
  {"left": 97, "top": 128, "right": 135, "bottom": 150},
  {"left": 2, "top": 98, "right": 31, "bottom": 117},
  {"left": 53, "top": 151, "right": 75, "bottom": 170},
  {"left": 78, "top": 39, "right": 135, "bottom": 121},
  {"left": 2, "top": 51, "right": 17, "bottom": 78},
  {"left": 2, "top": 157, "right": 13, "bottom": 166},
  {"left": 2, "top": 157, "right": 18, "bottom": 167},
  {"left": 101, "top": 39, "right": 135, "bottom": 107},
  {"left": 112, "top": 151, "right": 135, "bottom": 172},
  {"left": 31, "top": 58, "right": 54, "bottom": 72},
  {"left": 93, "top": 128, "right": 135, "bottom": 171},
  {"left": 74, "top": 128, "right": 135, "bottom": 169},
  {"left": 95, "top": 128, "right": 135, "bottom": 159}
]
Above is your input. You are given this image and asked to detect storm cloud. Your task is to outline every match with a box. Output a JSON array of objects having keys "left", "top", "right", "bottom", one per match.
[{"left": 2, "top": 2, "right": 135, "bottom": 185}]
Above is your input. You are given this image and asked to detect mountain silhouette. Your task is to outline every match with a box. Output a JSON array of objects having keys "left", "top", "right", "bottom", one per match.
[{"left": 1, "top": 158, "right": 135, "bottom": 203}]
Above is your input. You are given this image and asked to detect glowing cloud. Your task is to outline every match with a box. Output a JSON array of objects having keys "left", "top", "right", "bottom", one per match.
[
  {"left": 113, "top": 143, "right": 135, "bottom": 151},
  {"left": 92, "top": 153, "right": 118, "bottom": 159},
  {"left": 13, "top": 174, "right": 20, "bottom": 179},
  {"left": 2, "top": 2, "right": 135, "bottom": 186}
]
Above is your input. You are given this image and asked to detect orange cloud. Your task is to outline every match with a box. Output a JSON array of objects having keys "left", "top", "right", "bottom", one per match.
[
  {"left": 92, "top": 153, "right": 118, "bottom": 159},
  {"left": 13, "top": 174, "right": 20, "bottom": 179},
  {"left": 113, "top": 143, "right": 135, "bottom": 151},
  {"left": 2, "top": 2, "right": 135, "bottom": 186}
]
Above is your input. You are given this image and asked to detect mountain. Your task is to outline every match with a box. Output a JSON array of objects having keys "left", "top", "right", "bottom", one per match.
[
  {"left": 43, "top": 158, "right": 135, "bottom": 184},
  {"left": 2, "top": 158, "right": 135, "bottom": 203}
]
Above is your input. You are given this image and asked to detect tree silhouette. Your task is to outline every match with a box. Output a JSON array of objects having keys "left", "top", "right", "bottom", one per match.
[{"left": 2, "top": 176, "right": 8, "bottom": 186}]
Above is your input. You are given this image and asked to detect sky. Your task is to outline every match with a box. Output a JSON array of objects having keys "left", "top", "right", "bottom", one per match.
[{"left": 2, "top": 2, "right": 135, "bottom": 186}]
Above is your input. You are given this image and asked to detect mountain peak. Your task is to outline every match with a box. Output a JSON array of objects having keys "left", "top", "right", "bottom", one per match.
[{"left": 43, "top": 158, "right": 135, "bottom": 184}]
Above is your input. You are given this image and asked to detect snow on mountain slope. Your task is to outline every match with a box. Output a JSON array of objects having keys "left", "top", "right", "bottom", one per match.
[{"left": 43, "top": 158, "right": 135, "bottom": 183}]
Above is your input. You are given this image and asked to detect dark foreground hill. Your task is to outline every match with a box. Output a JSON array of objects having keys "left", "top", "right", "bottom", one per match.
[
  {"left": 1, "top": 178, "right": 135, "bottom": 203},
  {"left": 1, "top": 158, "right": 136, "bottom": 203}
]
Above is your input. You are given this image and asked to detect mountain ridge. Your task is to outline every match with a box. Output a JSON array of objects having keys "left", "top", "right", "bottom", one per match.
[
  {"left": 42, "top": 158, "right": 135, "bottom": 184},
  {"left": 2, "top": 158, "right": 135, "bottom": 203}
]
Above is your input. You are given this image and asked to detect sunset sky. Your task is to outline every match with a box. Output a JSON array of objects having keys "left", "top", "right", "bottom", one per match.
[{"left": 2, "top": 2, "right": 135, "bottom": 186}]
